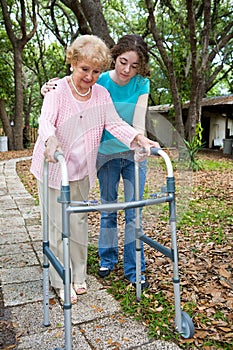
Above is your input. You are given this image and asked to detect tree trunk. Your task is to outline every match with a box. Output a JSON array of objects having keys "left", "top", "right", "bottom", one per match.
[
  {"left": 0, "top": 0, "right": 37, "bottom": 150},
  {"left": 61, "top": 0, "right": 115, "bottom": 48},
  {"left": 185, "top": 0, "right": 212, "bottom": 141},
  {"left": 145, "top": 0, "right": 184, "bottom": 139},
  {"left": 0, "top": 98, "right": 14, "bottom": 150},
  {"left": 13, "top": 45, "right": 24, "bottom": 150},
  {"left": 80, "top": 0, "right": 115, "bottom": 47}
]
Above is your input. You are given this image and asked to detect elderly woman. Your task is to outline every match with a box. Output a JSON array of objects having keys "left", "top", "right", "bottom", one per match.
[{"left": 31, "top": 35, "right": 159, "bottom": 303}]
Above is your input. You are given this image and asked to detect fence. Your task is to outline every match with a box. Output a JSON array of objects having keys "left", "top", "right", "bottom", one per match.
[
  {"left": 0, "top": 127, "right": 38, "bottom": 145},
  {"left": 27, "top": 127, "right": 38, "bottom": 144}
]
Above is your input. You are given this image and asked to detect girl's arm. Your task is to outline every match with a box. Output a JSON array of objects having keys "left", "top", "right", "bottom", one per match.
[
  {"left": 132, "top": 94, "right": 149, "bottom": 135},
  {"left": 104, "top": 93, "right": 159, "bottom": 156}
]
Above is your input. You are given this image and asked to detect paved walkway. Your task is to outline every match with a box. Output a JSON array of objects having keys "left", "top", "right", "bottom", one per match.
[{"left": 0, "top": 157, "right": 181, "bottom": 350}]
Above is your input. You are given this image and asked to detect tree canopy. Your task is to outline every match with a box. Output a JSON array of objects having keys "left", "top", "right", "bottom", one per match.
[{"left": 0, "top": 0, "right": 232, "bottom": 149}]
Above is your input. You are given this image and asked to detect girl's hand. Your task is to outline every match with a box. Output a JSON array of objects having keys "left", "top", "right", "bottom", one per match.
[{"left": 41, "top": 77, "right": 59, "bottom": 96}]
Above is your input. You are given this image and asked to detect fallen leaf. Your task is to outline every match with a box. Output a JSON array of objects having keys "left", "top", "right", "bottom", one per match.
[
  {"left": 218, "top": 327, "right": 232, "bottom": 332},
  {"left": 219, "top": 267, "right": 231, "bottom": 278}
]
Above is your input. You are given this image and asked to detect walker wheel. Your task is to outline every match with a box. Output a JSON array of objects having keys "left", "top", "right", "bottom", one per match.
[{"left": 180, "top": 311, "right": 195, "bottom": 338}]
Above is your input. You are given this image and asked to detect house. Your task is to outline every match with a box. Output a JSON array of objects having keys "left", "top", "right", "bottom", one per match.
[{"left": 147, "top": 95, "right": 233, "bottom": 153}]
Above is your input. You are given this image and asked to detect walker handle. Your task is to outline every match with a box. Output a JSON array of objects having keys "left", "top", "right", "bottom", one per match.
[
  {"left": 54, "top": 151, "right": 65, "bottom": 162},
  {"left": 150, "top": 147, "right": 173, "bottom": 177},
  {"left": 150, "top": 147, "right": 162, "bottom": 156},
  {"left": 54, "top": 151, "right": 69, "bottom": 186}
]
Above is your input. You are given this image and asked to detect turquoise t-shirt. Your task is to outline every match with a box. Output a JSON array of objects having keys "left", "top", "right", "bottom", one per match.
[{"left": 97, "top": 72, "right": 150, "bottom": 155}]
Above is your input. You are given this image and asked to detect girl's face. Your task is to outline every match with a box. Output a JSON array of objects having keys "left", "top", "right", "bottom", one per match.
[
  {"left": 72, "top": 59, "right": 101, "bottom": 92},
  {"left": 114, "top": 51, "right": 139, "bottom": 85}
]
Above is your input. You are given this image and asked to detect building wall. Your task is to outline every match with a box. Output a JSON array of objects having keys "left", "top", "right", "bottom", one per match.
[
  {"left": 148, "top": 105, "right": 233, "bottom": 149},
  {"left": 209, "top": 116, "right": 233, "bottom": 148},
  {"left": 146, "top": 111, "right": 179, "bottom": 147},
  {"left": 227, "top": 118, "right": 233, "bottom": 137}
]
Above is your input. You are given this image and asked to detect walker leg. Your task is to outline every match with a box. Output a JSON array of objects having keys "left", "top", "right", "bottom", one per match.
[
  {"left": 43, "top": 257, "right": 50, "bottom": 326},
  {"left": 63, "top": 235, "right": 72, "bottom": 350},
  {"left": 135, "top": 161, "right": 142, "bottom": 300},
  {"left": 43, "top": 161, "right": 51, "bottom": 327},
  {"left": 61, "top": 189, "right": 72, "bottom": 350},
  {"left": 170, "top": 212, "right": 195, "bottom": 338},
  {"left": 43, "top": 155, "right": 73, "bottom": 348},
  {"left": 136, "top": 236, "right": 142, "bottom": 300},
  {"left": 169, "top": 201, "right": 183, "bottom": 334}
]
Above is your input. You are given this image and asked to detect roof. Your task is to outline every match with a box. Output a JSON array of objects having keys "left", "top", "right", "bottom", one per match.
[
  {"left": 183, "top": 94, "right": 233, "bottom": 108},
  {"left": 149, "top": 104, "right": 172, "bottom": 113},
  {"left": 149, "top": 94, "right": 233, "bottom": 113}
]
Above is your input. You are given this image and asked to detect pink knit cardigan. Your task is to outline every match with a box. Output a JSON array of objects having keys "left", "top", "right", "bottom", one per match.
[{"left": 30, "top": 77, "right": 138, "bottom": 189}]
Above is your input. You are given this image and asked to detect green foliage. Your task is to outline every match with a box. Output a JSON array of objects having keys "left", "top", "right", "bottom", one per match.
[
  {"left": 0, "top": 28, "right": 14, "bottom": 100},
  {"left": 38, "top": 2, "right": 79, "bottom": 46},
  {"left": 20, "top": 34, "right": 66, "bottom": 127},
  {"left": 202, "top": 158, "right": 233, "bottom": 171},
  {"left": 102, "top": 0, "right": 148, "bottom": 39},
  {"left": 87, "top": 244, "right": 99, "bottom": 274},
  {"left": 184, "top": 123, "right": 205, "bottom": 171}
]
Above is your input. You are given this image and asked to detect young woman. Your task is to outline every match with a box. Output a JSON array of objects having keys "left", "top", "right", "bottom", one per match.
[
  {"left": 33, "top": 35, "right": 159, "bottom": 303},
  {"left": 96, "top": 35, "right": 151, "bottom": 288}
]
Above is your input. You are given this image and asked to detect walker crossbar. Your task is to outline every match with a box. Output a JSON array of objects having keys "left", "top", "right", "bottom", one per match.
[
  {"left": 66, "top": 195, "right": 173, "bottom": 213},
  {"left": 139, "top": 235, "right": 173, "bottom": 260},
  {"left": 43, "top": 243, "right": 65, "bottom": 280}
]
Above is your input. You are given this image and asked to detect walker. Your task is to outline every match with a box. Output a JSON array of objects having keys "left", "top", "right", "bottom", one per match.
[{"left": 42, "top": 148, "right": 195, "bottom": 350}]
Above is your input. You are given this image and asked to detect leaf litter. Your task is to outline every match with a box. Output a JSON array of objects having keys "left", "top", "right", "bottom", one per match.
[{"left": 1, "top": 148, "right": 232, "bottom": 349}]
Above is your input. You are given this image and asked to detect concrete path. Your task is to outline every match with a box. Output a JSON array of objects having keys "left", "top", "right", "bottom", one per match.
[{"left": 0, "top": 157, "right": 181, "bottom": 350}]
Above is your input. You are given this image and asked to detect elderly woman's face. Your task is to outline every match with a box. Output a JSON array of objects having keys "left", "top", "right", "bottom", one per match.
[{"left": 72, "top": 59, "right": 102, "bottom": 92}]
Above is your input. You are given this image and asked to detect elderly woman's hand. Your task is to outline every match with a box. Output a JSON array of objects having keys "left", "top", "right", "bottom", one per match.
[
  {"left": 134, "top": 134, "right": 160, "bottom": 158},
  {"left": 44, "top": 135, "right": 62, "bottom": 163}
]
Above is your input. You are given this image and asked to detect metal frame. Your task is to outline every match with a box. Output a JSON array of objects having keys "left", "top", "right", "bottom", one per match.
[
  {"left": 43, "top": 153, "right": 72, "bottom": 350},
  {"left": 42, "top": 148, "right": 194, "bottom": 350}
]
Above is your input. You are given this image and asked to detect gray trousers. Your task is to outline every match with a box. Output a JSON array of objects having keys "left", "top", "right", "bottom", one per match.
[{"left": 38, "top": 177, "right": 90, "bottom": 289}]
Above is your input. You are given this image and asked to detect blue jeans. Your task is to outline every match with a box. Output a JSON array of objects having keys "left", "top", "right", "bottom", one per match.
[{"left": 97, "top": 151, "right": 147, "bottom": 283}]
